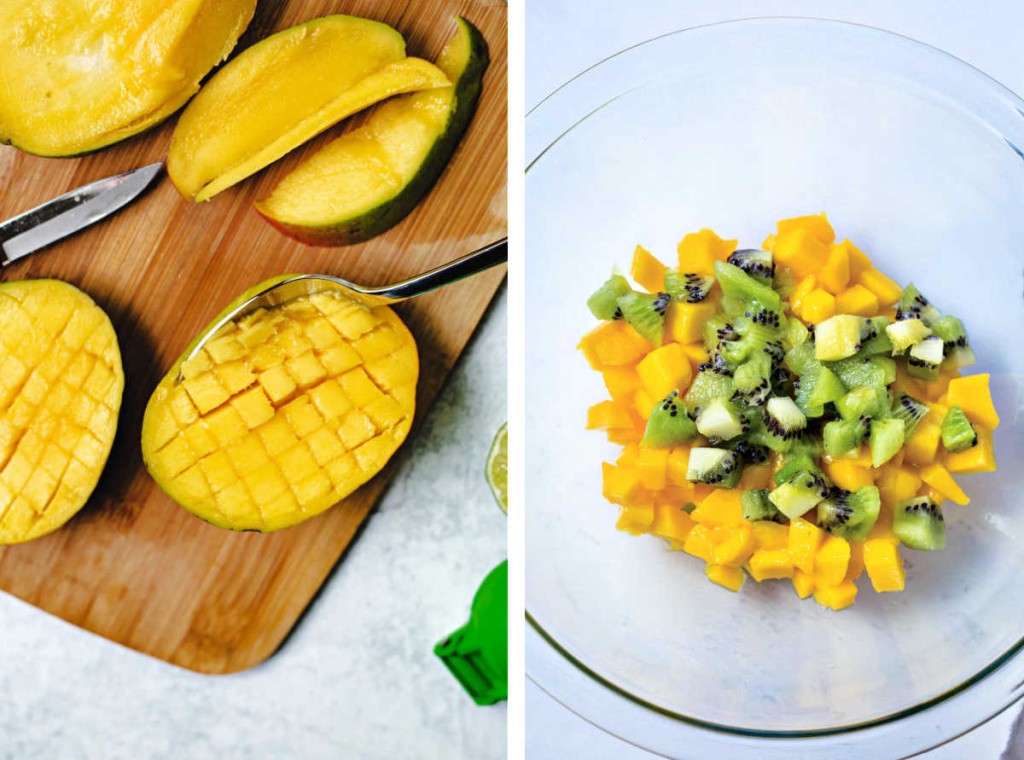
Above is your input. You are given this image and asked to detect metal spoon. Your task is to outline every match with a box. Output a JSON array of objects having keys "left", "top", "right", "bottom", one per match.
[{"left": 177, "top": 237, "right": 508, "bottom": 380}]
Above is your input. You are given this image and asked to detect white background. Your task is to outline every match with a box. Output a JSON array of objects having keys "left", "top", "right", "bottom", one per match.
[{"left": 525, "top": 2, "right": 1024, "bottom": 758}]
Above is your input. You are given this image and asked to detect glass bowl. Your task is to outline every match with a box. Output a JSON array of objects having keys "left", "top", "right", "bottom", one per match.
[{"left": 525, "top": 17, "right": 1024, "bottom": 758}]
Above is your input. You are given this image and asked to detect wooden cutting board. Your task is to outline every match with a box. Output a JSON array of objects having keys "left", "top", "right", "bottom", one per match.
[{"left": 0, "top": 0, "right": 506, "bottom": 674}]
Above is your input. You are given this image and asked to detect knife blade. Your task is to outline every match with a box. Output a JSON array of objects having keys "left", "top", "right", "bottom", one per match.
[{"left": 0, "top": 162, "right": 163, "bottom": 266}]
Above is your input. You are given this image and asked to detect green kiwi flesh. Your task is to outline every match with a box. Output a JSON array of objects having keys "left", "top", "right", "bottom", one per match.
[
  {"left": 817, "top": 485, "right": 881, "bottom": 541},
  {"left": 617, "top": 291, "right": 668, "bottom": 344},
  {"left": 941, "top": 406, "right": 978, "bottom": 453},
  {"left": 587, "top": 274, "right": 633, "bottom": 320},
  {"left": 641, "top": 391, "right": 698, "bottom": 448},
  {"left": 893, "top": 496, "right": 947, "bottom": 551},
  {"left": 741, "top": 488, "right": 786, "bottom": 523},
  {"left": 686, "top": 447, "right": 743, "bottom": 488}
]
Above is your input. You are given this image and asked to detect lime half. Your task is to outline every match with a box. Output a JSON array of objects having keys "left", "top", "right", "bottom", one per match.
[{"left": 486, "top": 422, "right": 508, "bottom": 513}]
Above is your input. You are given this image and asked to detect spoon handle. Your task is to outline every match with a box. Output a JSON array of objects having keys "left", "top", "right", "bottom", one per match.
[{"left": 364, "top": 237, "right": 508, "bottom": 300}]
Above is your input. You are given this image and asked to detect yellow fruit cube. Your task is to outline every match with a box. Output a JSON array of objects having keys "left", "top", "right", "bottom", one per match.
[
  {"left": 256, "top": 414, "right": 300, "bottom": 457},
  {"left": 705, "top": 563, "right": 745, "bottom": 592},
  {"left": 635, "top": 342, "right": 692, "bottom": 400},
  {"left": 285, "top": 352, "right": 327, "bottom": 388},
  {"left": 856, "top": 269, "right": 902, "bottom": 306},
  {"left": 337, "top": 410, "right": 376, "bottom": 449},
  {"left": 634, "top": 388, "right": 656, "bottom": 420},
  {"left": 631, "top": 244, "right": 667, "bottom": 292},
  {"left": 677, "top": 342, "right": 709, "bottom": 366},
  {"left": 616, "top": 503, "right": 655, "bottom": 535},
  {"left": 683, "top": 524, "right": 715, "bottom": 562},
  {"left": 877, "top": 465, "right": 923, "bottom": 505},
  {"left": 602, "top": 462, "right": 643, "bottom": 505},
  {"left": 711, "top": 524, "right": 755, "bottom": 567},
  {"left": 814, "top": 535, "right": 851, "bottom": 586},
  {"left": 651, "top": 503, "right": 696, "bottom": 543},
  {"left": 903, "top": 421, "right": 941, "bottom": 466},
  {"left": 776, "top": 213, "right": 836, "bottom": 244},
  {"left": 788, "top": 518, "right": 824, "bottom": 574},
  {"left": 364, "top": 394, "right": 404, "bottom": 430},
  {"left": 182, "top": 372, "right": 230, "bottom": 415},
  {"left": 797, "top": 288, "right": 836, "bottom": 324},
  {"left": 946, "top": 374, "right": 1000, "bottom": 430},
  {"left": 636, "top": 447, "right": 669, "bottom": 491},
  {"left": 199, "top": 449, "right": 238, "bottom": 493},
  {"left": 737, "top": 464, "right": 772, "bottom": 490},
  {"left": 819, "top": 244, "right": 850, "bottom": 294},
  {"left": 283, "top": 397, "right": 324, "bottom": 438},
  {"left": 277, "top": 444, "right": 320, "bottom": 483},
  {"left": 690, "top": 489, "right": 744, "bottom": 527},
  {"left": 823, "top": 458, "right": 874, "bottom": 491},
  {"left": 833, "top": 239, "right": 873, "bottom": 279},
  {"left": 748, "top": 549, "right": 794, "bottom": 581},
  {"left": 352, "top": 326, "right": 403, "bottom": 362},
  {"left": 863, "top": 539, "right": 905, "bottom": 592},
  {"left": 182, "top": 422, "right": 217, "bottom": 459},
  {"left": 920, "top": 462, "right": 969, "bottom": 505},
  {"left": 835, "top": 284, "right": 879, "bottom": 317},
  {"left": 665, "top": 447, "right": 691, "bottom": 486},
  {"left": 665, "top": 301, "right": 719, "bottom": 344},
  {"left": 205, "top": 334, "right": 244, "bottom": 364},
  {"left": 204, "top": 405, "right": 248, "bottom": 447},
  {"left": 225, "top": 435, "right": 272, "bottom": 475},
  {"left": 774, "top": 228, "right": 829, "bottom": 278},
  {"left": 230, "top": 386, "right": 275, "bottom": 429},
  {"left": 792, "top": 569, "right": 815, "bottom": 599},
  {"left": 813, "top": 580, "right": 858, "bottom": 610},
  {"left": 602, "top": 367, "right": 639, "bottom": 403},
  {"left": 308, "top": 379, "right": 354, "bottom": 422},
  {"left": 751, "top": 521, "right": 789, "bottom": 550},
  {"left": 677, "top": 229, "right": 737, "bottom": 274},
  {"left": 215, "top": 361, "right": 256, "bottom": 395},
  {"left": 258, "top": 365, "right": 298, "bottom": 404},
  {"left": 320, "top": 343, "right": 363, "bottom": 376},
  {"left": 303, "top": 318, "right": 343, "bottom": 352}
]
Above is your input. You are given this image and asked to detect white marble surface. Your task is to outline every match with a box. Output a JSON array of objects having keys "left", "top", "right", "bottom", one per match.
[
  {"left": 0, "top": 289, "right": 507, "bottom": 760},
  {"left": 526, "top": 1, "right": 1024, "bottom": 758}
]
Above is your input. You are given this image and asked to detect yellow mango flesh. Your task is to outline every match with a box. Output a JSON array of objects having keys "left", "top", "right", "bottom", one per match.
[
  {"left": 0, "top": 0, "right": 255, "bottom": 156},
  {"left": 168, "top": 15, "right": 450, "bottom": 201},
  {"left": 142, "top": 287, "right": 418, "bottom": 531},
  {"left": 0, "top": 280, "right": 124, "bottom": 542}
]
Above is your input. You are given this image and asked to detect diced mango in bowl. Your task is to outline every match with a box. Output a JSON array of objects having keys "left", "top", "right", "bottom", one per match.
[{"left": 581, "top": 214, "right": 999, "bottom": 610}]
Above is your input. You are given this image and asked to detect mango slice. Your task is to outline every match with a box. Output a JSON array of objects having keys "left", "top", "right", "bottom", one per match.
[
  {"left": 256, "top": 16, "right": 489, "bottom": 245},
  {"left": 0, "top": 0, "right": 256, "bottom": 156},
  {"left": 142, "top": 283, "right": 418, "bottom": 531},
  {"left": 167, "top": 15, "right": 450, "bottom": 202},
  {"left": 0, "top": 280, "right": 124, "bottom": 543}
]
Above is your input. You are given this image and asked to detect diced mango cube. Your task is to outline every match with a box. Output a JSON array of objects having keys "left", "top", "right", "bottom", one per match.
[
  {"left": 615, "top": 503, "right": 655, "bottom": 535},
  {"left": 946, "top": 374, "right": 1000, "bottom": 430},
  {"left": 665, "top": 300, "right": 719, "bottom": 345},
  {"left": 774, "top": 228, "right": 829, "bottom": 279},
  {"left": 578, "top": 320, "right": 651, "bottom": 369},
  {"left": 857, "top": 269, "right": 902, "bottom": 306},
  {"left": 602, "top": 462, "right": 643, "bottom": 505},
  {"left": 788, "top": 518, "right": 824, "bottom": 574},
  {"left": 863, "top": 539, "right": 905, "bottom": 592},
  {"left": 814, "top": 580, "right": 858, "bottom": 610},
  {"left": 903, "top": 421, "right": 941, "bottom": 466},
  {"left": 711, "top": 524, "right": 755, "bottom": 567},
  {"left": 777, "top": 213, "right": 835, "bottom": 244},
  {"left": 690, "top": 489, "right": 744, "bottom": 527},
  {"left": 819, "top": 244, "right": 850, "bottom": 294},
  {"left": 835, "top": 284, "right": 879, "bottom": 317},
  {"left": 751, "top": 521, "right": 789, "bottom": 550},
  {"left": 683, "top": 524, "right": 715, "bottom": 562},
  {"left": 748, "top": 549, "right": 794, "bottom": 581},
  {"left": 651, "top": 503, "right": 696, "bottom": 543},
  {"left": 635, "top": 342, "right": 692, "bottom": 400},
  {"left": 630, "top": 244, "right": 667, "bottom": 293},
  {"left": 945, "top": 425, "right": 996, "bottom": 474},
  {"left": 676, "top": 229, "right": 737, "bottom": 274},
  {"left": 706, "top": 563, "right": 745, "bottom": 592},
  {"left": 182, "top": 372, "right": 230, "bottom": 415},
  {"left": 636, "top": 447, "right": 669, "bottom": 491},
  {"left": 814, "top": 535, "right": 850, "bottom": 586},
  {"left": 920, "top": 462, "right": 969, "bottom": 505},
  {"left": 792, "top": 569, "right": 815, "bottom": 599}
]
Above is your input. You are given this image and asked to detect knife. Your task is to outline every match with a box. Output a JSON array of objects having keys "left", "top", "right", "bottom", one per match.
[{"left": 0, "top": 162, "right": 163, "bottom": 266}]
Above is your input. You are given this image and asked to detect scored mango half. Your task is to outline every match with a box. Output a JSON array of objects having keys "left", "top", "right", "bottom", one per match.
[
  {"left": 167, "top": 14, "right": 450, "bottom": 202},
  {"left": 0, "top": 0, "right": 256, "bottom": 156},
  {"left": 0, "top": 280, "right": 124, "bottom": 543},
  {"left": 142, "top": 281, "right": 419, "bottom": 531}
]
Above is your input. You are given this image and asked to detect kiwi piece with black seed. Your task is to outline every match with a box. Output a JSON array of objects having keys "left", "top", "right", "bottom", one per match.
[
  {"left": 941, "top": 405, "right": 978, "bottom": 453},
  {"left": 858, "top": 316, "right": 894, "bottom": 356},
  {"left": 684, "top": 369, "right": 735, "bottom": 415},
  {"left": 686, "top": 447, "right": 743, "bottom": 488},
  {"left": 713, "top": 260, "right": 782, "bottom": 312},
  {"left": 805, "top": 365, "right": 847, "bottom": 409},
  {"left": 930, "top": 315, "right": 976, "bottom": 369},
  {"left": 695, "top": 397, "right": 745, "bottom": 442},
  {"left": 703, "top": 315, "right": 739, "bottom": 356},
  {"left": 732, "top": 352, "right": 773, "bottom": 405},
  {"left": 742, "top": 488, "right": 786, "bottom": 523},
  {"left": 641, "top": 391, "right": 697, "bottom": 448},
  {"left": 664, "top": 271, "right": 715, "bottom": 303},
  {"left": 891, "top": 393, "right": 929, "bottom": 435},
  {"left": 836, "top": 385, "right": 889, "bottom": 422},
  {"left": 617, "top": 291, "right": 669, "bottom": 344},
  {"left": 817, "top": 485, "right": 881, "bottom": 541},
  {"left": 869, "top": 417, "right": 906, "bottom": 467},
  {"left": 587, "top": 274, "right": 633, "bottom": 321},
  {"left": 772, "top": 450, "right": 821, "bottom": 486},
  {"left": 893, "top": 496, "right": 947, "bottom": 551},
  {"left": 886, "top": 318, "right": 931, "bottom": 354},
  {"left": 906, "top": 336, "right": 944, "bottom": 381},
  {"left": 769, "top": 470, "right": 830, "bottom": 520},
  {"left": 895, "top": 283, "right": 941, "bottom": 324},
  {"left": 825, "top": 356, "right": 887, "bottom": 390},
  {"left": 764, "top": 396, "right": 807, "bottom": 439},
  {"left": 823, "top": 417, "right": 871, "bottom": 458},
  {"left": 727, "top": 249, "right": 775, "bottom": 284}
]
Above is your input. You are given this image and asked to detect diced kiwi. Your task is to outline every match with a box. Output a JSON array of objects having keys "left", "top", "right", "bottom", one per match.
[
  {"left": 895, "top": 283, "right": 941, "bottom": 324},
  {"left": 835, "top": 386, "right": 888, "bottom": 421},
  {"left": 872, "top": 356, "right": 897, "bottom": 385},
  {"left": 744, "top": 410, "right": 794, "bottom": 453},
  {"left": 733, "top": 352, "right": 773, "bottom": 405},
  {"left": 769, "top": 470, "right": 830, "bottom": 520},
  {"left": 825, "top": 356, "right": 887, "bottom": 390},
  {"left": 764, "top": 396, "right": 807, "bottom": 439},
  {"left": 817, "top": 485, "right": 881, "bottom": 542},
  {"left": 858, "top": 316, "right": 894, "bottom": 356},
  {"left": 587, "top": 274, "right": 632, "bottom": 320},
  {"left": 806, "top": 365, "right": 847, "bottom": 408},
  {"left": 941, "top": 405, "right": 978, "bottom": 453},
  {"left": 893, "top": 496, "right": 947, "bottom": 551},
  {"left": 641, "top": 391, "right": 697, "bottom": 448},
  {"left": 823, "top": 417, "right": 870, "bottom": 458},
  {"left": 742, "top": 488, "right": 786, "bottom": 523},
  {"left": 885, "top": 318, "right": 931, "bottom": 354},
  {"left": 891, "top": 393, "right": 929, "bottom": 435},
  {"left": 869, "top": 417, "right": 905, "bottom": 467},
  {"left": 726, "top": 249, "right": 775, "bottom": 284},
  {"left": 784, "top": 316, "right": 810, "bottom": 350},
  {"left": 617, "top": 291, "right": 670, "bottom": 344},
  {"left": 728, "top": 440, "right": 770, "bottom": 465},
  {"left": 814, "top": 315, "right": 863, "bottom": 361},
  {"left": 930, "top": 315, "right": 975, "bottom": 369},
  {"left": 713, "top": 261, "right": 782, "bottom": 313},
  {"left": 695, "top": 397, "right": 745, "bottom": 442},
  {"left": 683, "top": 369, "right": 735, "bottom": 414},
  {"left": 773, "top": 450, "right": 821, "bottom": 486},
  {"left": 703, "top": 315, "right": 738, "bottom": 355},
  {"left": 664, "top": 271, "right": 715, "bottom": 303},
  {"left": 784, "top": 341, "right": 817, "bottom": 377},
  {"left": 686, "top": 447, "right": 743, "bottom": 488},
  {"left": 906, "top": 336, "right": 944, "bottom": 380}
]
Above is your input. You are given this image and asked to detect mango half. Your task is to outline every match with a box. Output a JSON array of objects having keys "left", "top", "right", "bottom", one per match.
[
  {"left": 167, "top": 14, "right": 450, "bottom": 202},
  {"left": 0, "top": 0, "right": 256, "bottom": 156},
  {"left": 256, "top": 16, "right": 490, "bottom": 245},
  {"left": 141, "top": 281, "right": 418, "bottom": 531},
  {"left": 0, "top": 280, "right": 124, "bottom": 543}
]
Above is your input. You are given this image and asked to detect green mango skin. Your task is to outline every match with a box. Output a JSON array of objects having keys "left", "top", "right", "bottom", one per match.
[{"left": 256, "top": 17, "right": 490, "bottom": 246}]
